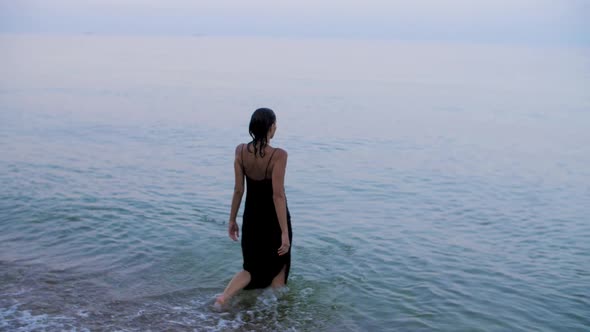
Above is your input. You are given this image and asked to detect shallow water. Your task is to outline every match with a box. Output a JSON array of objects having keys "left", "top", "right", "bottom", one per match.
[{"left": 1, "top": 35, "right": 589, "bottom": 331}]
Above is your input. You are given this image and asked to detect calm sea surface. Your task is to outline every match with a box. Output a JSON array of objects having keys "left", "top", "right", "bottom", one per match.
[{"left": 1, "top": 35, "right": 589, "bottom": 331}]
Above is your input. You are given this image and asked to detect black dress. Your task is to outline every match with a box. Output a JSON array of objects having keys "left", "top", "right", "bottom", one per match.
[{"left": 240, "top": 145, "right": 292, "bottom": 290}]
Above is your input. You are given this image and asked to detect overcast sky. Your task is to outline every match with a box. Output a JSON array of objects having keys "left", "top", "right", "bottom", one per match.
[{"left": 1, "top": 0, "right": 588, "bottom": 45}]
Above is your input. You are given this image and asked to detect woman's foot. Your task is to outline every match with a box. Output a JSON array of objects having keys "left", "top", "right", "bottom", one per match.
[
  {"left": 213, "top": 294, "right": 227, "bottom": 310},
  {"left": 214, "top": 270, "right": 252, "bottom": 310}
]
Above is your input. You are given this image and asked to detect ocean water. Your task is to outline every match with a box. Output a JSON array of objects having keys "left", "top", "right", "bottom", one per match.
[{"left": 1, "top": 35, "right": 589, "bottom": 331}]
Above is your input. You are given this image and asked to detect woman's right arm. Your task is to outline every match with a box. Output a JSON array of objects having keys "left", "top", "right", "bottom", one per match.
[
  {"left": 271, "top": 149, "right": 290, "bottom": 255},
  {"left": 228, "top": 144, "right": 245, "bottom": 241}
]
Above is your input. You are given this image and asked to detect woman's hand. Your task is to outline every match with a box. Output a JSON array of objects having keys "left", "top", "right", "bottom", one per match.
[
  {"left": 228, "top": 220, "right": 239, "bottom": 241},
  {"left": 278, "top": 232, "right": 290, "bottom": 256}
]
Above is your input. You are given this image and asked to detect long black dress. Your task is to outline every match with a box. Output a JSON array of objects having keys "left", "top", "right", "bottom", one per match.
[{"left": 240, "top": 145, "right": 292, "bottom": 290}]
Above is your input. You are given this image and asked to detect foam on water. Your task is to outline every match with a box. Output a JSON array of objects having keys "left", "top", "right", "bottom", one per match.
[
  {"left": 0, "top": 259, "right": 330, "bottom": 331},
  {"left": 0, "top": 303, "right": 90, "bottom": 332}
]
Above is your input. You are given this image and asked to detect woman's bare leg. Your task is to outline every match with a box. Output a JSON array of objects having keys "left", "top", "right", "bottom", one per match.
[
  {"left": 215, "top": 270, "right": 251, "bottom": 306},
  {"left": 270, "top": 265, "right": 287, "bottom": 289}
]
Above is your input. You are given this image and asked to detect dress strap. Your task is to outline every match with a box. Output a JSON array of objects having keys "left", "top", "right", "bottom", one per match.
[
  {"left": 265, "top": 148, "right": 277, "bottom": 178},
  {"left": 241, "top": 143, "right": 246, "bottom": 173}
]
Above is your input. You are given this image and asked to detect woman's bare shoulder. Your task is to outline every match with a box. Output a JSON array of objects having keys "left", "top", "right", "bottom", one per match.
[
  {"left": 273, "top": 147, "right": 288, "bottom": 159},
  {"left": 234, "top": 143, "right": 247, "bottom": 155}
]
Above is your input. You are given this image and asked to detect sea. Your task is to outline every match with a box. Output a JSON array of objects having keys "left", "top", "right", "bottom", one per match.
[{"left": 0, "top": 35, "right": 589, "bottom": 331}]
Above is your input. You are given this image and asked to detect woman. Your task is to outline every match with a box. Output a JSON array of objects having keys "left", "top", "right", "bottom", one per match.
[{"left": 215, "top": 108, "right": 293, "bottom": 307}]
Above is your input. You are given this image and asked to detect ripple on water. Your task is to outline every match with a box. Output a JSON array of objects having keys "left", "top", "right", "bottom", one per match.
[
  {"left": 2, "top": 71, "right": 590, "bottom": 332},
  {"left": 0, "top": 260, "right": 340, "bottom": 331}
]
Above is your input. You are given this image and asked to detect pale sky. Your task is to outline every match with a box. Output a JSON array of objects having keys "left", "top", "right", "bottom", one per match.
[{"left": 1, "top": 0, "right": 588, "bottom": 44}]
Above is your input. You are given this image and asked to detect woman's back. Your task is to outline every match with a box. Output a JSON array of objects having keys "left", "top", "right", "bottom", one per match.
[
  {"left": 240, "top": 143, "right": 284, "bottom": 219},
  {"left": 240, "top": 143, "right": 281, "bottom": 181}
]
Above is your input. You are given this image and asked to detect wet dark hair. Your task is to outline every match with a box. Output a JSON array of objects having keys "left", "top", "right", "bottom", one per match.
[{"left": 248, "top": 108, "right": 276, "bottom": 158}]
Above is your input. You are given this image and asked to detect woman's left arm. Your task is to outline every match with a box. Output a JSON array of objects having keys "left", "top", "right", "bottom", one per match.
[{"left": 228, "top": 144, "right": 245, "bottom": 241}]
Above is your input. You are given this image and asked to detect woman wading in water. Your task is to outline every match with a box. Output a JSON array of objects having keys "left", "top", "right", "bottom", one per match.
[{"left": 215, "top": 108, "right": 293, "bottom": 307}]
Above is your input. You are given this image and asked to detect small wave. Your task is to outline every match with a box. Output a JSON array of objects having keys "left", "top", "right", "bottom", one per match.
[{"left": 0, "top": 303, "right": 90, "bottom": 332}]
